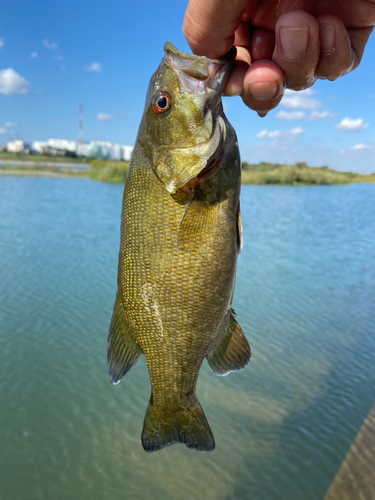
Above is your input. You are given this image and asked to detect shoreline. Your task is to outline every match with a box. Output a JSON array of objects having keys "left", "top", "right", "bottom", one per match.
[
  {"left": 0, "top": 166, "right": 375, "bottom": 187},
  {"left": 1, "top": 162, "right": 375, "bottom": 185}
]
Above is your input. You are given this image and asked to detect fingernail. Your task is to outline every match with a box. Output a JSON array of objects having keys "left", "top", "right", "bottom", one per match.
[
  {"left": 280, "top": 26, "right": 309, "bottom": 60},
  {"left": 320, "top": 24, "right": 336, "bottom": 54},
  {"left": 224, "top": 86, "right": 242, "bottom": 97},
  {"left": 249, "top": 82, "right": 278, "bottom": 102}
]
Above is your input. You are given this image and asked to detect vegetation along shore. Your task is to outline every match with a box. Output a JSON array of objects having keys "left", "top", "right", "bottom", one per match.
[{"left": 1, "top": 153, "right": 375, "bottom": 185}]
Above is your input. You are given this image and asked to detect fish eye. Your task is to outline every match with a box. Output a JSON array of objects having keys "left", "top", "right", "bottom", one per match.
[{"left": 153, "top": 92, "right": 171, "bottom": 114}]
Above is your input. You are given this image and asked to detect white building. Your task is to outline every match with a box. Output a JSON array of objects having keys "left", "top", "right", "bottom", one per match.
[
  {"left": 122, "top": 145, "right": 133, "bottom": 161},
  {"left": 76, "top": 142, "right": 88, "bottom": 157},
  {"left": 32, "top": 139, "right": 77, "bottom": 154},
  {"left": 111, "top": 144, "right": 122, "bottom": 161},
  {"left": 32, "top": 141, "right": 49, "bottom": 153},
  {"left": 7, "top": 140, "right": 26, "bottom": 153},
  {"left": 95, "top": 141, "right": 112, "bottom": 148},
  {"left": 18, "top": 137, "right": 134, "bottom": 160},
  {"left": 47, "top": 139, "right": 77, "bottom": 152},
  {"left": 76, "top": 141, "right": 133, "bottom": 161},
  {"left": 83, "top": 141, "right": 111, "bottom": 159}
]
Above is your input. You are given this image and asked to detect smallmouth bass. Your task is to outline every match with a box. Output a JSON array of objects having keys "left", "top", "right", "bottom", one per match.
[{"left": 107, "top": 42, "right": 251, "bottom": 453}]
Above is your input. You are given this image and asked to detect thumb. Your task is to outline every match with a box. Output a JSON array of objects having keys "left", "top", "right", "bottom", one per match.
[{"left": 183, "top": 0, "right": 249, "bottom": 58}]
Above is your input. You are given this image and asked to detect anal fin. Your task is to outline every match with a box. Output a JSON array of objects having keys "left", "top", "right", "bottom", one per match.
[
  {"left": 107, "top": 292, "right": 142, "bottom": 385},
  {"left": 207, "top": 314, "right": 250, "bottom": 375}
]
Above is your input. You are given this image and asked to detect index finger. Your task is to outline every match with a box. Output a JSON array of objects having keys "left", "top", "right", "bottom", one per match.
[{"left": 183, "top": 0, "right": 249, "bottom": 58}]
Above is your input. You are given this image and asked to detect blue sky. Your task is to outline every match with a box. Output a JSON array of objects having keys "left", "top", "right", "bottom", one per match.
[{"left": 1, "top": 0, "right": 375, "bottom": 172}]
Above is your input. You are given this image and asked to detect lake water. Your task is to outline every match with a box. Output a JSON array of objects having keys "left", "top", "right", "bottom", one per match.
[
  {"left": 0, "top": 160, "right": 89, "bottom": 170},
  {"left": 1, "top": 178, "right": 374, "bottom": 500}
]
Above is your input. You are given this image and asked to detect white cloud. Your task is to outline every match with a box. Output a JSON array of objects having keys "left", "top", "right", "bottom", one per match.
[
  {"left": 5, "top": 122, "right": 17, "bottom": 127},
  {"left": 335, "top": 117, "right": 369, "bottom": 131},
  {"left": 257, "top": 127, "right": 303, "bottom": 138},
  {"left": 0, "top": 68, "right": 30, "bottom": 95},
  {"left": 30, "top": 52, "right": 38, "bottom": 58},
  {"left": 310, "top": 111, "right": 336, "bottom": 120},
  {"left": 290, "top": 127, "right": 303, "bottom": 135},
  {"left": 276, "top": 111, "right": 306, "bottom": 120},
  {"left": 277, "top": 110, "right": 336, "bottom": 121},
  {"left": 338, "top": 138, "right": 375, "bottom": 157},
  {"left": 349, "top": 143, "right": 373, "bottom": 151},
  {"left": 87, "top": 62, "right": 102, "bottom": 72},
  {"left": 0, "top": 127, "right": 6, "bottom": 134},
  {"left": 0, "top": 38, "right": 4, "bottom": 48},
  {"left": 281, "top": 88, "right": 322, "bottom": 110},
  {"left": 54, "top": 55, "right": 64, "bottom": 61},
  {"left": 257, "top": 129, "right": 280, "bottom": 138},
  {"left": 42, "top": 39, "right": 57, "bottom": 50},
  {"left": 96, "top": 113, "right": 115, "bottom": 121}
]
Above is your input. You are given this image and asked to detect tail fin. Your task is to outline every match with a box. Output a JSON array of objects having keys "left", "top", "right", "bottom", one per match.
[{"left": 141, "top": 393, "right": 215, "bottom": 453}]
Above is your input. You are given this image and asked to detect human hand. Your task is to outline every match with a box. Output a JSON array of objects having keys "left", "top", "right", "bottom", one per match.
[{"left": 183, "top": 0, "right": 375, "bottom": 116}]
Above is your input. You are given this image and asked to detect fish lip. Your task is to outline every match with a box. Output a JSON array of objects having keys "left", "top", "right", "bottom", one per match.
[
  {"left": 164, "top": 42, "right": 236, "bottom": 66},
  {"left": 163, "top": 42, "right": 236, "bottom": 95},
  {"left": 205, "top": 48, "right": 237, "bottom": 94}
]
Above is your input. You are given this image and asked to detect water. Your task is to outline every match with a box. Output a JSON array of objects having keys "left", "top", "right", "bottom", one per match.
[
  {"left": 0, "top": 160, "right": 89, "bottom": 169},
  {"left": 0, "top": 178, "right": 374, "bottom": 500}
]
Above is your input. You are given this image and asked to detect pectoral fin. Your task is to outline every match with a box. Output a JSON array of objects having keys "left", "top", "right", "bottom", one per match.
[
  {"left": 207, "top": 314, "right": 250, "bottom": 375},
  {"left": 178, "top": 191, "right": 219, "bottom": 251},
  {"left": 107, "top": 292, "right": 142, "bottom": 385}
]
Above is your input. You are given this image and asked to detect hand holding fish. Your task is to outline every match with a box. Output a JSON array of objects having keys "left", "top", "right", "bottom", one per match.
[{"left": 183, "top": 0, "right": 375, "bottom": 115}]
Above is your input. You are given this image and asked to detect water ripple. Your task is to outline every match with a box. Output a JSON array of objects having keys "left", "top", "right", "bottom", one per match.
[{"left": 0, "top": 179, "right": 375, "bottom": 500}]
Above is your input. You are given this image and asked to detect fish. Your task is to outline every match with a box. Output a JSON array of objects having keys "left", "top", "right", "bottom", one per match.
[{"left": 107, "top": 42, "right": 251, "bottom": 453}]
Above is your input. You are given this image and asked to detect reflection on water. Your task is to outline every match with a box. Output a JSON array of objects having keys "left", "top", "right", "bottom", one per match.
[{"left": 0, "top": 178, "right": 374, "bottom": 500}]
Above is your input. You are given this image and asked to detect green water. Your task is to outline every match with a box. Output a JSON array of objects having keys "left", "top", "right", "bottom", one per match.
[{"left": 1, "top": 178, "right": 374, "bottom": 500}]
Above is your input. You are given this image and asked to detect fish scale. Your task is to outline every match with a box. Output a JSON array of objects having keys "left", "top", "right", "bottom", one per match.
[{"left": 107, "top": 42, "right": 251, "bottom": 452}]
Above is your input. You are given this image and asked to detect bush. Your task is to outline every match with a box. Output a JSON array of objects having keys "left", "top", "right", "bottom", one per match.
[
  {"left": 240, "top": 162, "right": 361, "bottom": 185},
  {"left": 88, "top": 160, "right": 129, "bottom": 183}
]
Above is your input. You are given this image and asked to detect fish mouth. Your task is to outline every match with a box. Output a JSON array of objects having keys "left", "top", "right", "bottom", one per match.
[
  {"left": 154, "top": 43, "right": 235, "bottom": 194},
  {"left": 163, "top": 42, "right": 236, "bottom": 95}
]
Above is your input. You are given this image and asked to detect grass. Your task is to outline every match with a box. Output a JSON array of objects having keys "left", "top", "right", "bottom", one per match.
[
  {"left": 87, "top": 159, "right": 129, "bottom": 183},
  {"left": 241, "top": 161, "right": 375, "bottom": 185}
]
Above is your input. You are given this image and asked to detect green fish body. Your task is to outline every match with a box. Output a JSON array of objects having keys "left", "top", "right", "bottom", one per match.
[{"left": 108, "top": 43, "right": 250, "bottom": 453}]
